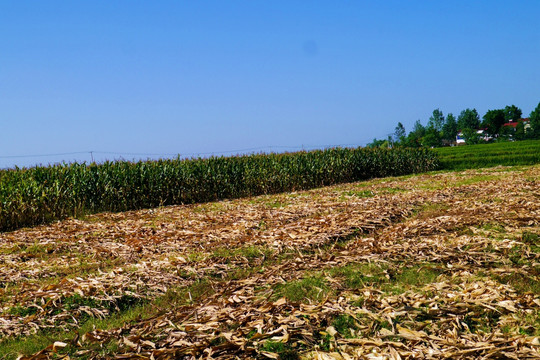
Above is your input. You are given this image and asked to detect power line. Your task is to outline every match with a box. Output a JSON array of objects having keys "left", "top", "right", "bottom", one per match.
[
  {"left": 0, "top": 151, "right": 90, "bottom": 159},
  {"left": 0, "top": 143, "right": 363, "bottom": 161},
  {"left": 92, "top": 151, "right": 179, "bottom": 157}
]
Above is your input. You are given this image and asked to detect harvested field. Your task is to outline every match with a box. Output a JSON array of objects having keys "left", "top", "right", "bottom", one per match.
[{"left": 1, "top": 165, "right": 539, "bottom": 359}]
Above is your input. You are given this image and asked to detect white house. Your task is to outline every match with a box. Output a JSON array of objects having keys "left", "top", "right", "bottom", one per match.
[{"left": 456, "top": 129, "right": 492, "bottom": 144}]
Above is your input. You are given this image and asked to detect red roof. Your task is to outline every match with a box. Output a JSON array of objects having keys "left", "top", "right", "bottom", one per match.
[
  {"left": 503, "top": 118, "right": 529, "bottom": 128},
  {"left": 503, "top": 122, "right": 518, "bottom": 128}
]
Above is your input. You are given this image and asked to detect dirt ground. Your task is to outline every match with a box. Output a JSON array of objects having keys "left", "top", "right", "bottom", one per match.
[{"left": 1, "top": 165, "right": 539, "bottom": 359}]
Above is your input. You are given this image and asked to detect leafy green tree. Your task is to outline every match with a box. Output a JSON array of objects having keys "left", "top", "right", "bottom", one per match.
[
  {"left": 457, "top": 108, "right": 480, "bottom": 131},
  {"left": 412, "top": 119, "right": 426, "bottom": 137},
  {"left": 481, "top": 109, "right": 505, "bottom": 136},
  {"left": 394, "top": 122, "right": 406, "bottom": 144},
  {"left": 461, "top": 128, "right": 482, "bottom": 145},
  {"left": 367, "top": 136, "right": 393, "bottom": 148},
  {"left": 498, "top": 125, "right": 514, "bottom": 141},
  {"left": 504, "top": 105, "right": 522, "bottom": 122},
  {"left": 402, "top": 120, "right": 426, "bottom": 148},
  {"left": 402, "top": 133, "right": 420, "bottom": 147},
  {"left": 529, "top": 102, "right": 540, "bottom": 139},
  {"left": 421, "top": 127, "right": 442, "bottom": 148},
  {"left": 366, "top": 138, "right": 386, "bottom": 148},
  {"left": 427, "top": 109, "right": 445, "bottom": 132},
  {"left": 441, "top": 113, "right": 458, "bottom": 142},
  {"left": 515, "top": 121, "right": 526, "bottom": 141}
]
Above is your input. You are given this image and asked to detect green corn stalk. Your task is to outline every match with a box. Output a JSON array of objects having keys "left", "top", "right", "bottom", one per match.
[{"left": 0, "top": 147, "right": 441, "bottom": 232}]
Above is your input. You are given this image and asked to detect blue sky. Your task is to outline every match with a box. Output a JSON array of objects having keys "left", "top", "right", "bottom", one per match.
[{"left": 1, "top": 1, "right": 540, "bottom": 168}]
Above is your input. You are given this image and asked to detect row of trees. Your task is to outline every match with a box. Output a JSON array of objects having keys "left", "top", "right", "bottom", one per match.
[{"left": 369, "top": 102, "right": 540, "bottom": 148}]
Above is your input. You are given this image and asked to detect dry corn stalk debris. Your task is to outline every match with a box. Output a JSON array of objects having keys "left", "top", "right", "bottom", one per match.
[{"left": 0, "top": 165, "right": 539, "bottom": 359}]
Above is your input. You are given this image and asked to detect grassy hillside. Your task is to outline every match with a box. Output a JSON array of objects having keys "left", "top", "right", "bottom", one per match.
[{"left": 435, "top": 139, "right": 540, "bottom": 170}]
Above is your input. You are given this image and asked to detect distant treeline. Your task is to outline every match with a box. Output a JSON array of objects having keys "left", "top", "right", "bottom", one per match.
[
  {"left": 0, "top": 147, "right": 440, "bottom": 232},
  {"left": 368, "top": 102, "right": 540, "bottom": 148}
]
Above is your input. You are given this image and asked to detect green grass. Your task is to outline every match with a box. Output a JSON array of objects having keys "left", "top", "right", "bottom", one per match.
[
  {"left": 480, "top": 223, "right": 507, "bottom": 233},
  {"left": 435, "top": 140, "right": 540, "bottom": 170},
  {"left": 260, "top": 341, "right": 300, "bottom": 360},
  {"left": 385, "top": 265, "right": 443, "bottom": 294},
  {"left": 379, "top": 187, "right": 407, "bottom": 194},
  {"left": 522, "top": 231, "right": 540, "bottom": 245},
  {"left": 158, "top": 279, "right": 216, "bottom": 306},
  {"left": 412, "top": 202, "right": 450, "bottom": 219},
  {"left": 341, "top": 190, "right": 375, "bottom": 198},
  {"left": 327, "top": 263, "right": 388, "bottom": 289},
  {"left": 518, "top": 309, "right": 540, "bottom": 336},
  {"left": 462, "top": 309, "right": 501, "bottom": 334},
  {"left": 274, "top": 275, "right": 331, "bottom": 303},
  {"left": 326, "top": 262, "right": 442, "bottom": 295},
  {"left": 211, "top": 245, "right": 274, "bottom": 261},
  {"left": 0, "top": 334, "right": 56, "bottom": 360},
  {"left": 493, "top": 271, "right": 540, "bottom": 295},
  {"left": 0, "top": 302, "right": 148, "bottom": 360},
  {"left": 265, "top": 200, "right": 289, "bottom": 208},
  {"left": 452, "top": 174, "right": 502, "bottom": 186},
  {"left": 332, "top": 314, "right": 358, "bottom": 338},
  {"left": 6, "top": 305, "right": 39, "bottom": 317}
]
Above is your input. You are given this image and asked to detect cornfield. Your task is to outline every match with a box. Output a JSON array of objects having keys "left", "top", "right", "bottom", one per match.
[{"left": 0, "top": 147, "right": 440, "bottom": 232}]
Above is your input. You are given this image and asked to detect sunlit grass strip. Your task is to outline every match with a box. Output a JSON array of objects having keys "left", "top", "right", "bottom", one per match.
[
  {"left": 435, "top": 140, "right": 540, "bottom": 170},
  {"left": 0, "top": 147, "right": 439, "bottom": 232}
]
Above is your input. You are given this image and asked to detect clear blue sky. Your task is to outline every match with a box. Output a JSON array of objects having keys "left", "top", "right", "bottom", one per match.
[{"left": 1, "top": 1, "right": 540, "bottom": 168}]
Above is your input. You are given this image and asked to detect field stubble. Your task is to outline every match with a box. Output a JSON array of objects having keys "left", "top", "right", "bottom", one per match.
[{"left": 0, "top": 165, "right": 539, "bottom": 359}]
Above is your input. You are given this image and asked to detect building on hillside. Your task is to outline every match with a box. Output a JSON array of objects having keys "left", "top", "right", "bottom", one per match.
[
  {"left": 477, "top": 129, "right": 492, "bottom": 142},
  {"left": 456, "top": 128, "right": 492, "bottom": 145},
  {"left": 456, "top": 132, "right": 465, "bottom": 145},
  {"left": 502, "top": 118, "right": 530, "bottom": 132}
]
